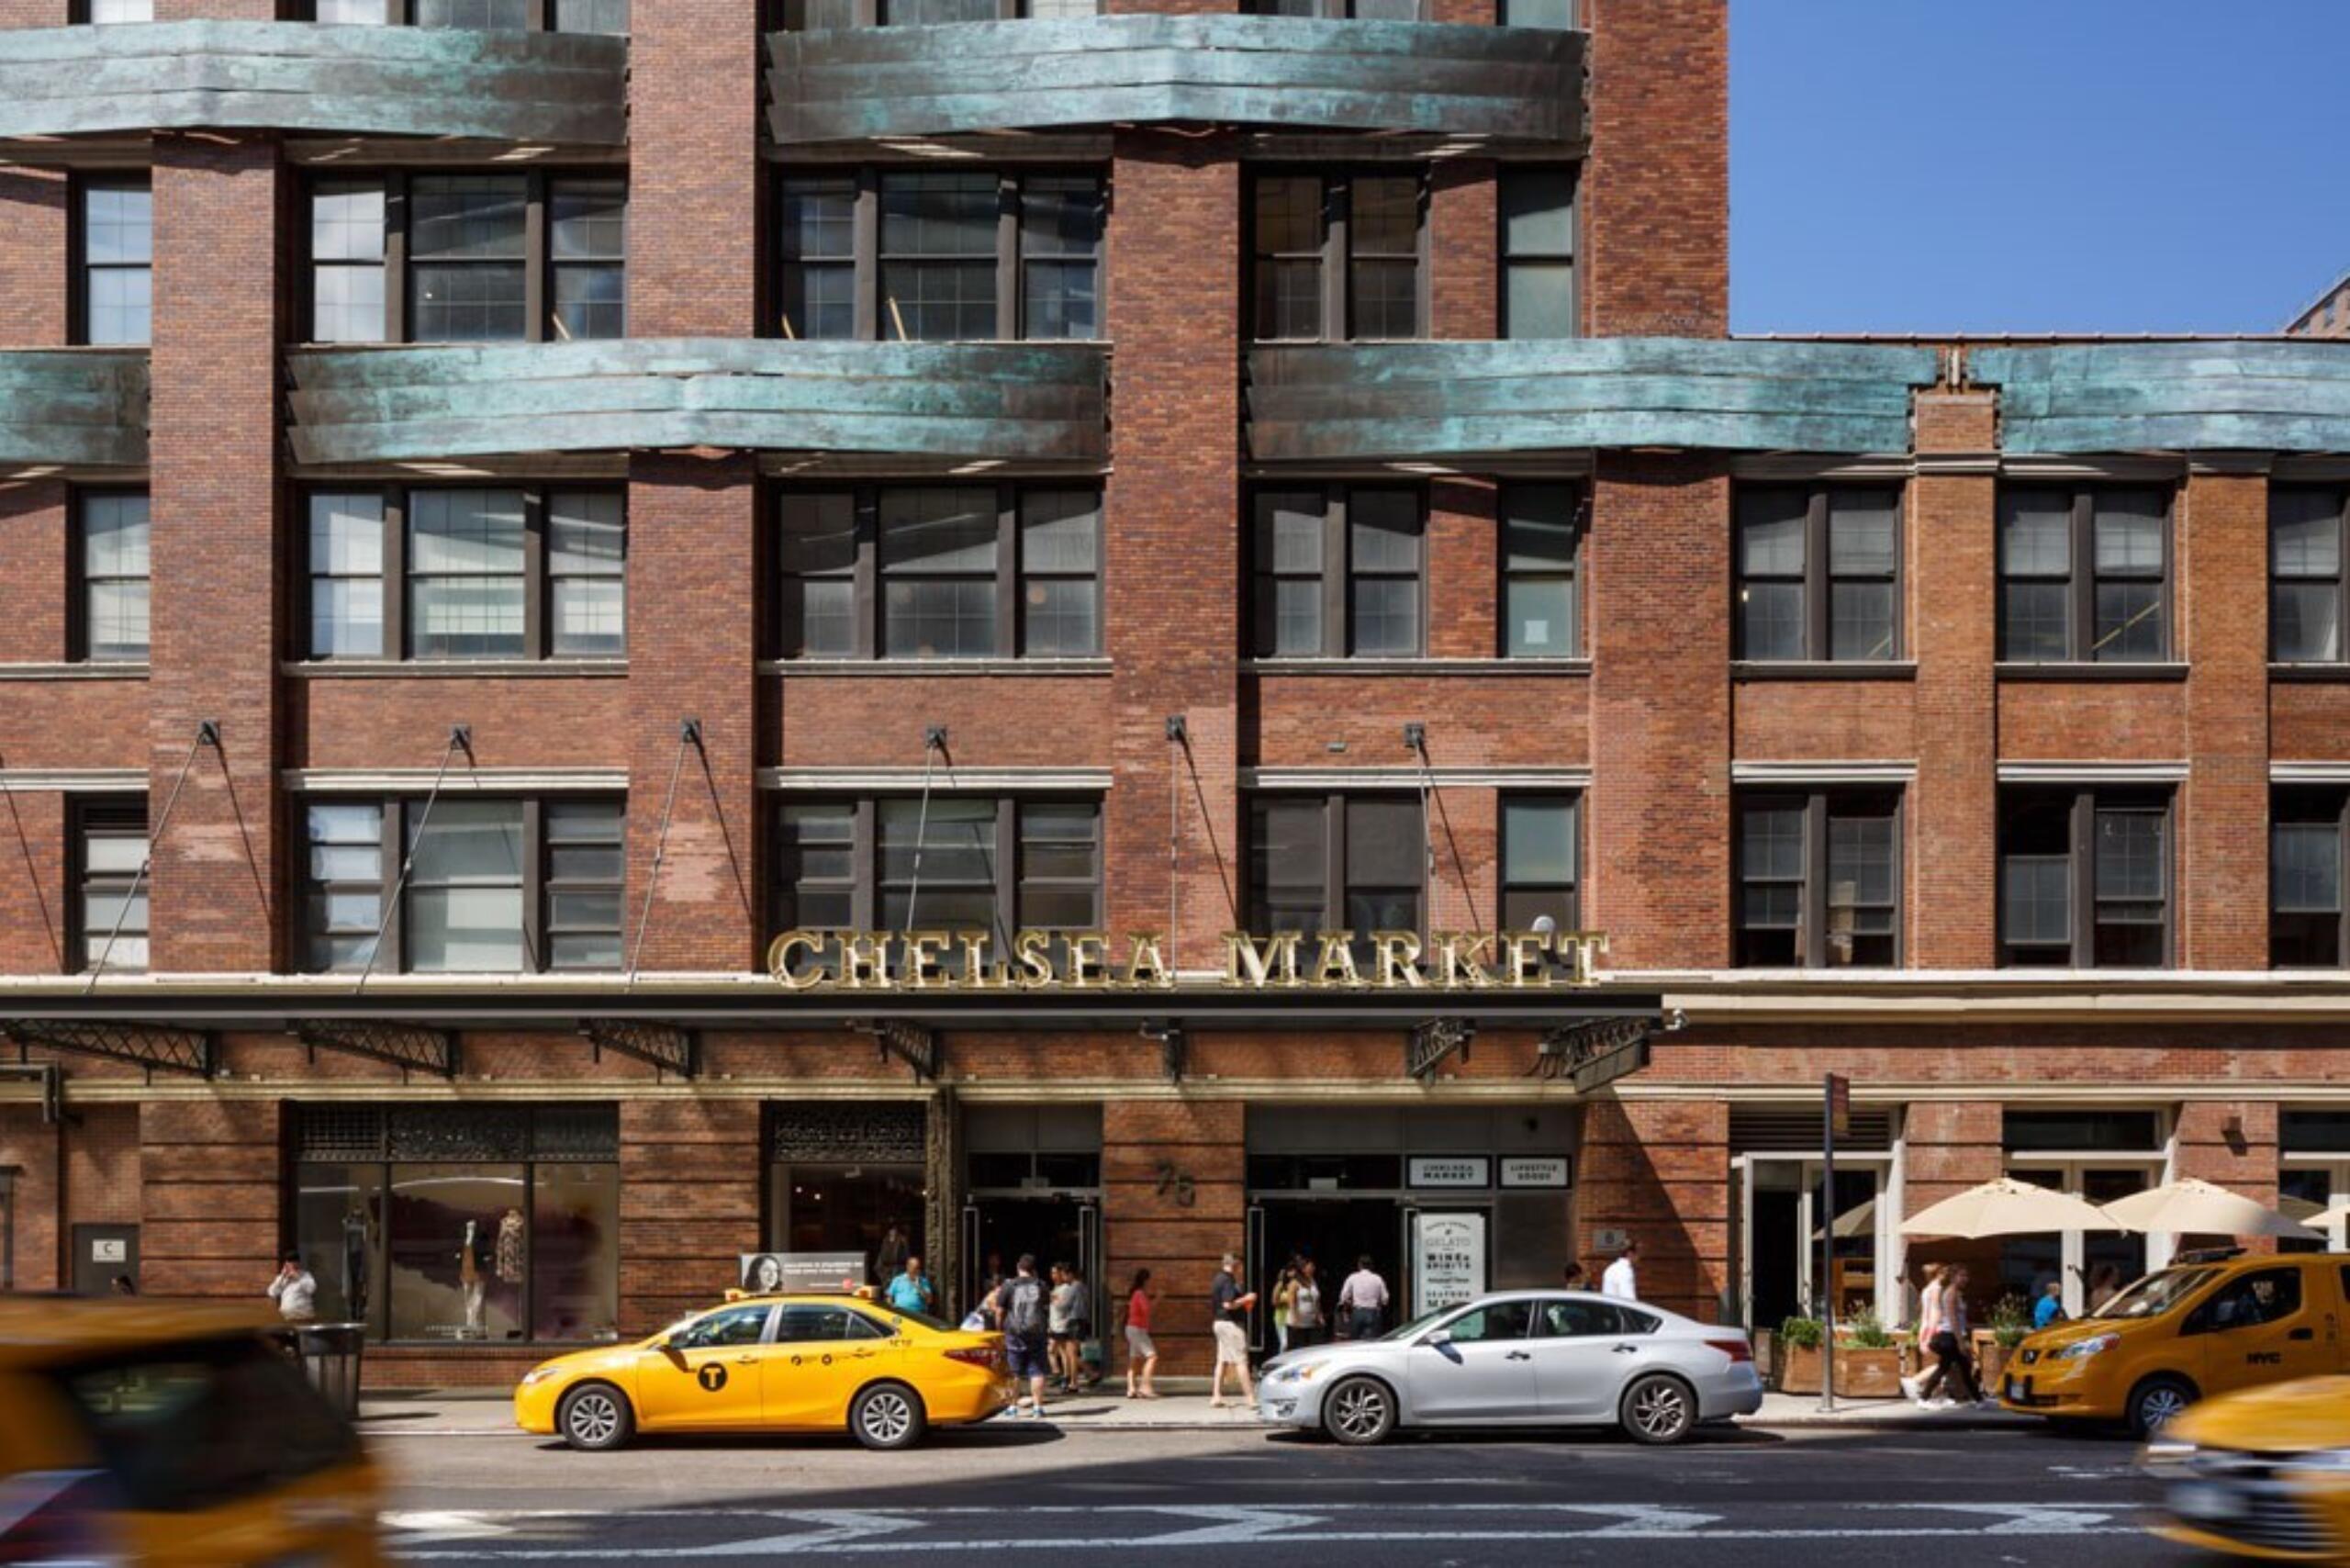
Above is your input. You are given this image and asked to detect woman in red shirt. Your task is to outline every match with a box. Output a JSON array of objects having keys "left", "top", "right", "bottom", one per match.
[{"left": 1124, "top": 1268, "right": 1159, "bottom": 1399}]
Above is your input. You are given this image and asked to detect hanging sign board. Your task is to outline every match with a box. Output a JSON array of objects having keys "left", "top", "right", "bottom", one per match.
[
  {"left": 1499, "top": 1156, "right": 1571, "bottom": 1189},
  {"left": 1407, "top": 1157, "right": 1491, "bottom": 1189},
  {"left": 1412, "top": 1213, "right": 1487, "bottom": 1317}
]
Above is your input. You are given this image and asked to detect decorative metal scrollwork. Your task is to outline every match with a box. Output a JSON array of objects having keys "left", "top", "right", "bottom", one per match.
[
  {"left": 296, "top": 1020, "right": 457, "bottom": 1080},
  {"left": 582, "top": 1019, "right": 697, "bottom": 1079},
  {"left": 1405, "top": 1017, "right": 1475, "bottom": 1082},
  {"left": 4, "top": 1020, "right": 212, "bottom": 1079}
]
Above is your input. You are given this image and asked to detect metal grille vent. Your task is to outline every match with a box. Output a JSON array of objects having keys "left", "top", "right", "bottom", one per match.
[
  {"left": 295, "top": 1105, "right": 387, "bottom": 1163},
  {"left": 386, "top": 1105, "right": 528, "bottom": 1162},
  {"left": 531, "top": 1104, "right": 621, "bottom": 1162},
  {"left": 1729, "top": 1105, "right": 1892, "bottom": 1154}
]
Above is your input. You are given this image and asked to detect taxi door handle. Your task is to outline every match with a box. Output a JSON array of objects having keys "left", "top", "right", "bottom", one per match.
[{"left": 733, "top": 1354, "right": 759, "bottom": 1362}]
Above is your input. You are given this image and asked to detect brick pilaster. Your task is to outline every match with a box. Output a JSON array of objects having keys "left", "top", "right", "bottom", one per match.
[
  {"left": 1582, "top": 0, "right": 1728, "bottom": 337},
  {"left": 2181, "top": 467, "right": 2271, "bottom": 969},
  {"left": 1912, "top": 392, "right": 2000, "bottom": 967},
  {"left": 1576, "top": 1096, "right": 1728, "bottom": 1323}
]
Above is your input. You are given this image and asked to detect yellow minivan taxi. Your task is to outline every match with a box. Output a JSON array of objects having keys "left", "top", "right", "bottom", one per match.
[
  {"left": 515, "top": 1293, "right": 1014, "bottom": 1451},
  {"left": 2143, "top": 1374, "right": 2350, "bottom": 1563},
  {"left": 0, "top": 1298, "right": 384, "bottom": 1566},
  {"left": 2001, "top": 1250, "right": 2350, "bottom": 1437}
]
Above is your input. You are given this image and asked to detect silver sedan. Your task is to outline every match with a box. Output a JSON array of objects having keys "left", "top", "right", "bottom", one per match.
[{"left": 1256, "top": 1291, "right": 1763, "bottom": 1446}]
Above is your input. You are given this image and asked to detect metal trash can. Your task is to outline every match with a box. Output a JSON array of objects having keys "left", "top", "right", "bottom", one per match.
[{"left": 293, "top": 1322, "right": 367, "bottom": 1417}]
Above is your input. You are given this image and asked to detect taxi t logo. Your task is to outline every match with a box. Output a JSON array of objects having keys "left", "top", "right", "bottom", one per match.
[{"left": 698, "top": 1363, "right": 729, "bottom": 1393}]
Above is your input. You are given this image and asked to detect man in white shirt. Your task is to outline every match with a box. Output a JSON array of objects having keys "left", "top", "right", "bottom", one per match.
[
  {"left": 268, "top": 1252, "right": 318, "bottom": 1322},
  {"left": 1600, "top": 1238, "right": 1639, "bottom": 1302},
  {"left": 1337, "top": 1255, "right": 1389, "bottom": 1339}
]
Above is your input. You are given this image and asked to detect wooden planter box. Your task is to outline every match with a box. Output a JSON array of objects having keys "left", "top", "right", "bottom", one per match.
[
  {"left": 1975, "top": 1332, "right": 2019, "bottom": 1389},
  {"left": 1776, "top": 1343, "right": 1905, "bottom": 1397}
]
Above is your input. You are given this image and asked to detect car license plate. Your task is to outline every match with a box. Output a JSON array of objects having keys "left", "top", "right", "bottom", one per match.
[
  {"left": 2169, "top": 1482, "right": 2246, "bottom": 1523},
  {"left": 2004, "top": 1376, "right": 2020, "bottom": 1401}
]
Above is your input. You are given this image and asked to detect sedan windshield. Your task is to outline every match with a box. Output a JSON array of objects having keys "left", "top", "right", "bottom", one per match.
[
  {"left": 1381, "top": 1306, "right": 1461, "bottom": 1343},
  {"left": 2092, "top": 1268, "right": 2216, "bottom": 1320}
]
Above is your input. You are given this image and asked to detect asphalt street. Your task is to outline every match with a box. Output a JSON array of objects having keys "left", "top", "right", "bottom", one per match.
[{"left": 373, "top": 1419, "right": 2220, "bottom": 1566}]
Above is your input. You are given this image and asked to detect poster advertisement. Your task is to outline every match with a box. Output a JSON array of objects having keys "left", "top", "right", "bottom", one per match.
[
  {"left": 740, "top": 1252, "right": 867, "bottom": 1294},
  {"left": 1411, "top": 1212, "right": 1487, "bottom": 1318}
]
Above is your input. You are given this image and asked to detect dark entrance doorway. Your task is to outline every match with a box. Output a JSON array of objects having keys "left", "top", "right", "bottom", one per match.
[
  {"left": 962, "top": 1198, "right": 1099, "bottom": 1318},
  {"left": 1249, "top": 1198, "right": 1401, "bottom": 1349},
  {"left": 1749, "top": 1183, "right": 1801, "bottom": 1329}
]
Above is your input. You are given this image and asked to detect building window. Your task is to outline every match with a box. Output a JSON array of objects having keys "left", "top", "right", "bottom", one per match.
[
  {"left": 298, "top": 797, "right": 624, "bottom": 974},
  {"left": 1498, "top": 0, "right": 1572, "bottom": 23},
  {"left": 73, "top": 799, "right": 148, "bottom": 974},
  {"left": 303, "top": 487, "right": 624, "bottom": 662},
  {"left": 1499, "top": 795, "right": 1577, "bottom": 929},
  {"left": 1248, "top": 172, "right": 1426, "bottom": 343},
  {"left": 304, "top": 174, "right": 627, "bottom": 344},
  {"left": 290, "top": 1104, "right": 621, "bottom": 1346},
  {"left": 771, "top": 797, "right": 1102, "bottom": 947},
  {"left": 2273, "top": 487, "right": 2348, "bottom": 665},
  {"left": 1500, "top": 169, "right": 1575, "bottom": 339},
  {"left": 1998, "top": 788, "right": 2171, "bottom": 969},
  {"left": 1249, "top": 487, "right": 1423, "bottom": 658},
  {"left": 75, "top": 0, "right": 152, "bottom": 19},
  {"left": 1736, "top": 486, "right": 1900, "bottom": 662},
  {"left": 1998, "top": 487, "right": 2171, "bottom": 663},
  {"left": 779, "top": 0, "right": 1097, "bottom": 23},
  {"left": 306, "top": 0, "right": 629, "bottom": 28},
  {"left": 778, "top": 170, "right": 1102, "bottom": 342},
  {"left": 1247, "top": 794, "right": 1425, "bottom": 946},
  {"left": 74, "top": 178, "right": 151, "bottom": 347},
  {"left": 1736, "top": 790, "right": 1899, "bottom": 968},
  {"left": 1246, "top": 0, "right": 1424, "bottom": 17},
  {"left": 2274, "top": 789, "right": 2349, "bottom": 969},
  {"left": 75, "top": 490, "right": 150, "bottom": 664},
  {"left": 1501, "top": 483, "right": 1581, "bottom": 657},
  {"left": 777, "top": 486, "right": 1100, "bottom": 660}
]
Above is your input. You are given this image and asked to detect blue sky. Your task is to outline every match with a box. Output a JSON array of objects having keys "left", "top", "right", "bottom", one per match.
[{"left": 1730, "top": 1, "right": 2350, "bottom": 334}]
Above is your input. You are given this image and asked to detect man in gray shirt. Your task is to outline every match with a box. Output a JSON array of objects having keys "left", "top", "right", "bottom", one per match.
[{"left": 1337, "top": 1255, "right": 1388, "bottom": 1339}]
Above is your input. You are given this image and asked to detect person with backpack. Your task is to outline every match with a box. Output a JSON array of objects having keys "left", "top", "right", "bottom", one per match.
[{"left": 990, "top": 1254, "right": 1052, "bottom": 1418}]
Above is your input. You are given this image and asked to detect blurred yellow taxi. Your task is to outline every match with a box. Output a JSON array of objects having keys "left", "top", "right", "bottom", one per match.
[
  {"left": 2144, "top": 1374, "right": 2350, "bottom": 1562},
  {"left": 515, "top": 1293, "right": 1013, "bottom": 1451},
  {"left": 0, "top": 1297, "right": 383, "bottom": 1566},
  {"left": 1999, "top": 1250, "right": 2350, "bottom": 1436}
]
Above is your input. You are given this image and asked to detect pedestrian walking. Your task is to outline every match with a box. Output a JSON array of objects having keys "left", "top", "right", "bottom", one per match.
[
  {"left": 1124, "top": 1268, "right": 1159, "bottom": 1399},
  {"left": 1047, "top": 1262, "right": 1085, "bottom": 1394},
  {"left": 885, "top": 1253, "right": 936, "bottom": 1317},
  {"left": 1908, "top": 1262, "right": 1984, "bottom": 1407},
  {"left": 2087, "top": 1263, "right": 2122, "bottom": 1314},
  {"left": 1208, "top": 1252, "right": 1257, "bottom": 1407},
  {"left": 2031, "top": 1279, "right": 2065, "bottom": 1331},
  {"left": 990, "top": 1254, "right": 1052, "bottom": 1417},
  {"left": 1286, "top": 1259, "right": 1324, "bottom": 1350},
  {"left": 268, "top": 1251, "right": 318, "bottom": 1322},
  {"left": 1272, "top": 1258, "right": 1300, "bottom": 1355},
  {"left": 1337, "top": 1254, "right": 1388, "bottom": 1340},
  {"left": 1600, "top": 1238, "right": 1639, "bottom": 1302},
  {"left": 1561, "top": 1261, "right": 1587, "bottom": 1290}
]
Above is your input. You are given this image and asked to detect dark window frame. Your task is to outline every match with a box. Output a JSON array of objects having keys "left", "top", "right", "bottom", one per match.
[
  {"left": 1242, "top": 0, "right": 1429, "bottom": 17},
  {"left": 1997, "top": 486, "right": 2175, "bottom": 664},
  {"left": 768, "top": 795, "right": 1104, "bottom": 944},
  {"left": 1997, "top": 787, "right": 2175, "bottom": 969},
  {"left": 776, "top": 0, "right": 1099, "bottom": 25},
  {"left": 298, "top": 171, "right": 628, "bottom": 346},
  {"left": 1246, "top": 168, "right": 1432, "bottom": 345},
  {"left": 1244, "top": 792, "right": 1428, "bottom": 943},
  {"left": 1734, "top": 788, "right": 1904, "bottom": 969},
  {"left": 2272, "top": 787, "right": 2350, "bottom": 969},
  {"left": 69, "top": 486, "right": 151, "bottom": 666},
  {"left": 2271, "top": 487, "right": 2350, "bottom": 665},
  {"left": 775, "top": 483, "right": 1102, "bottom": 661},
  {"left": 298, "top": 483, "right": 627, "bottom": 663},
  {"left": 1497, "top": 165, "right": 1578, "bottom": 341},
  {"left": 1248, "top": 485, "right": 1428, "bottom": 658},
  {"left": 70, "top": 0, "right": 154, "bottom": 21},
  {"left": 69, "top": 173, "right": 151, "bottom": 348},
  {"left": 1735, "top": 484, "right": 1905, "bottom": 662},
  {"left": 296, "top": 795, "right": 626, "bottom": 976},
  {"left": 776, "top": 167, "right": 1104, "bottom": 343},
  {"left": 71, "top": 796, "right": 149, "bottom": 975},
  {"left": 297, "top": 0, "right": 629, "bottom": 28},
  {"left": 1498, "top": 792, "right": 1580, "bottom": 931},
  {"left": 1496, "top": 482, "right": 1585, "bottom": 658}
]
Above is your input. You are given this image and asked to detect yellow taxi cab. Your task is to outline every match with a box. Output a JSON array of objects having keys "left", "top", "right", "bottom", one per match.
[
  {"left": 2000, "top": 1249, "right": 2350, "bottom": 1437},
  {"left": 0, "top": 1297, "right": 385, "bottom": 1565},
  {"left": 2144, "top": 1374, "right": 2350, "bottom": 1563},
  {"left": 515, "top": 1291, "right": 1014, "bottom": 1451}
]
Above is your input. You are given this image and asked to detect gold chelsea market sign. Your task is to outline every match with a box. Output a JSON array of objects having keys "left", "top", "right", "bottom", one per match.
[{"left": 766, "top": 928, "right": 1610, "bottom": 991}]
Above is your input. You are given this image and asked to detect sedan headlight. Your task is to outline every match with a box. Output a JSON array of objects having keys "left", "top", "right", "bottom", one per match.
[
  {"left": 2052, "top": 1332, "right": 2121, "bottom": 1361},
  {"left": 1266, "top": 1361, "right": 1325, "bottom": 1386}
]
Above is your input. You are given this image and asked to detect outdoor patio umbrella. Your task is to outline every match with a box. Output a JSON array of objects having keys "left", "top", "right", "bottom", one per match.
[
  {"left": 1896, "top": 1176, "right": 2123, "bottom": 1238},
  {"left": 1812, "top": 1197, "right": 1875, "bottom": 1242},
  {"left": 2100, "top": 1177, "right": 2322, "bottom": 1239}
]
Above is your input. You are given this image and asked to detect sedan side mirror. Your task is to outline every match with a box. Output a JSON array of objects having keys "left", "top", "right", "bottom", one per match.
[{"left": 1423, "top": 1328, "right": 1452, "bottom": 1348}]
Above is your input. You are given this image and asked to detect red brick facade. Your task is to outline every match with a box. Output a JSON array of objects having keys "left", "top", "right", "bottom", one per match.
[{"left": 0, "top": 0, "right": 2344, "bottom": 1390}]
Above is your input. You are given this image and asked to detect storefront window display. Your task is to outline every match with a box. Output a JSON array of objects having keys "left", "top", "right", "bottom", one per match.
[
  {"left": 767, "top": 1103, "right": 931, "bottom": 1291},
  {"left": 291, "top": 1104, "right": 619, "bottom": 1344}
]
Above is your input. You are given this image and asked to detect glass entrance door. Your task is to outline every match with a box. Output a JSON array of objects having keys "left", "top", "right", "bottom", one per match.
[
  {"left": 1740, "top": 1156, "right": 1887, "bottom": 1329},
  {"left": 2282, "top": 1162, "right": 2350, "bottom": 1254}
]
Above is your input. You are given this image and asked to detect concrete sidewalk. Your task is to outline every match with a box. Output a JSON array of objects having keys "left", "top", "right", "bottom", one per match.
[{"left": 358, "top": 1387, "right": 2031, "bottom": 1436}]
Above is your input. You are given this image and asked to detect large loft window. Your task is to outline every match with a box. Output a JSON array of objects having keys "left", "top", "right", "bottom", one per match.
[
  {"left": 303, "top": 487, "right": 625, "bottom": 662},
  {"left": 1501, "top": 483, "right": 1582, "bottom": 657},
  {"left": 1249, "top": 487, "right": 1424, "bottom": 657},
  {"left": 778, "top": 170, "right": 1102, "bottom": 342},
  {"left": 73, "top": 178, "right": 151, "bottom": 347},
  {"left": 1248, "top": 794, "right": 1426, "bottom": 951},
  {"left": 1736, "top": 485, "right": 1902, "bottom": 662},
  {"left": 778, "top": 485, "right": 1100, "bottom": 660},
  {"left": 1500, "top": 168, "right": 1576, "bottom": 339},
  {"left": 1736, "top": 790, "right": 1900, "bottom": 968},
  {"left": 1998, "top": 788, "right": 2171, "bottom": 969},
  {"left": 780, "top": 0, "right": 1097, "bottom": 22},
  {"left": 2274, "top": 789, "right": 2350, "bottom": 969},
  {"left": 1249, "top": 171, "right": 1426, "bottom": 342},
  {"left": 2273, "top": 487, "right": 2350, "bottom": 665},
  {"left": 1499, "top": 795, "right": 1579, "bottom": 929},
  {"left": 73, "top": 490, "right": 151, "bottom": 665},
  {"left": 73, "top": 1, "right": 152, "bottom": 20},
  {"left": 298, "top": 798, "right": 623, "bottom": 974},
  {"left": 1998, "top": 487, "right": 2172, "bottom": 664},
  {"left": 1247, "top": 0, "right": 1424, "bottom": 17},
  {"left": 304, "top": 174, "right": 627, "bottom": 344},
  {"left": 304, "top": 1, "right": 629, "bottom": 30}
]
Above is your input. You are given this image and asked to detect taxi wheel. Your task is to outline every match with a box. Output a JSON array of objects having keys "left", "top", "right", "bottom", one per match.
[
  {"left": 849, "top": 1383, "right": 928, "bottom": 1451},
  {"left": 557, "top": 1383, "right": 635, "bottom": 1451},
  {"left": 2127, "top": 1375, "right": 2196, "bottom": 1439},
  {"left": 1619, "top": 1374, "right": 1698, "bottom": 1446},
  {"left": 1323, "top": 1376, "right": 1397, "bottom": 1446}
]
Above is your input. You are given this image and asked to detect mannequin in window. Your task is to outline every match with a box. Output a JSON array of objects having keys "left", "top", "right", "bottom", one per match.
[
  {"left": 461, "top": 1218, "right": 485, "bottom": 1335},
  {"left": 342, "top": 1203, "right": 372, "bottom": 1326}
]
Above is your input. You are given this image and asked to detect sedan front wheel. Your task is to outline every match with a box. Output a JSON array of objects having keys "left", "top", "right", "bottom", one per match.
[{"left": 1323, "top": 1376, "right": 1397, "bottom": 1446}]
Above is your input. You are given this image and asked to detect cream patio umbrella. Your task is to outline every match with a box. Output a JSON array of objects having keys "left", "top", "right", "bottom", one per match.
[
  {"left": 2101, "top": 1178, "right": 2322, "bottom": 1240},
  {"left": 1896, "top": 1176, "right": 2124, "bottom": 1238}
]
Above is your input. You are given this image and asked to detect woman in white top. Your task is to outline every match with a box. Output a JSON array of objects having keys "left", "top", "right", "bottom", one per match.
[
  {"left": 1903, "top": 1263, "right": 1946, "bottom": 1406},
  {"left": 1288, "top": 1260, "right": 1325, "bottom": 1350}
]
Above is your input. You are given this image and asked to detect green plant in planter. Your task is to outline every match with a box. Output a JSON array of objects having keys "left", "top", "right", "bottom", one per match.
[
  {"left": 1842, "top": 1307, "right": 1897, "bottom": 1350},
  {"left": 1989, "top": 1293, "right": 2032, "bottom": 1349},
  {"left": 1778, "top": 1316, "right": 1824, "bottom": 1350}
]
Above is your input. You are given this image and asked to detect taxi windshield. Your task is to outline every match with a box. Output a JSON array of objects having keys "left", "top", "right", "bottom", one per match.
[{"left": 2091, "top": 1267, "right": 2217, "bottom": 1320}]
